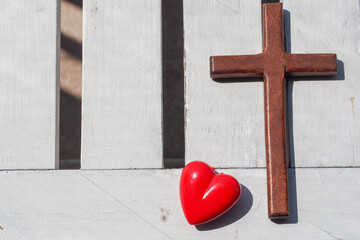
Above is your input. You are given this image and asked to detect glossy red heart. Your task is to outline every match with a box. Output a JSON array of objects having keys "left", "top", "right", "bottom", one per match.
[{"left": 180, "top": 161, "right": 241, "bottom": 225}]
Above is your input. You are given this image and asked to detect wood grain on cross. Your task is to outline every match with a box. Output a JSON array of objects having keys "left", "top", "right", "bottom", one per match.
[{"left": 210, "top": 3, "right": 337, "bottom": 219}]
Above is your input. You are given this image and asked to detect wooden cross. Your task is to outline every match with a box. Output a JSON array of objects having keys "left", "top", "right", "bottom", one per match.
[{"left": 210, "top": 3, "right": 337, "bottom": 219}]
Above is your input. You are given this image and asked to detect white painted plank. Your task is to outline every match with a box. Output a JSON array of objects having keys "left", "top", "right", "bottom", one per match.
[
  {"left": 0, "top": 168, "right": 359, "bottom": 239},
  {"left": 82, "top": 0, "right": 162, "bottom": 169},
  {"left": 0, "top": 1, "right": 60, "bottom": 169},
  {"left": 284, "top": 0, "right": 360, "bottom": 167},
  {"left": 184, "top": 0, "right": 360, "bottom": 168},
  {"left": 184, "top": 0, "right": 265, "bottom": 168}
]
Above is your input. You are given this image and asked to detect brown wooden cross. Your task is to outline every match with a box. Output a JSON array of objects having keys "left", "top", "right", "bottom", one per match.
[{"left": 210, "top": 2, "right": 337, "bottom": 219}]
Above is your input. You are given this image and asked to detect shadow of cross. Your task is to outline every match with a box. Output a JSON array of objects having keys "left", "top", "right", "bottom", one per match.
[{"left": 210, "top": 3, "right": 337, "bottom": 219}]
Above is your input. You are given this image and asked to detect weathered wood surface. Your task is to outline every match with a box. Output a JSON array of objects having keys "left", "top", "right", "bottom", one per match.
[
  {"left": 184, "top": 0, "right": 360, "bottom": 168},
  {"left": 184, "top": 0, "right": 264, "bottom": 168},
  {"left": 0, "top": 0, "right": 60, "bottom": 169},
  {"left": 284, "top": 0, "right": 360, "bottom": 167},
  {"left": 82, "top": 0, "right": 162, "bottom": 169},
  {"left": 0, "top": 168, "right": 358, "bottom": 239}
]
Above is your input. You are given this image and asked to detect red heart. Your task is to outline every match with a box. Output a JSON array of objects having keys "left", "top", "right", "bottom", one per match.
[{"left": 180, "top": 161, "right": 241, "bottom": 225}]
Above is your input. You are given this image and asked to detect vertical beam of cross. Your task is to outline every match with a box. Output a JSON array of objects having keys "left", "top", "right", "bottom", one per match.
[
  {"left": 262, "top": 3, "right": 288, "bottom": 219},
  {"left": 210, "top": 3, "right": 337, "bottom": 219}
]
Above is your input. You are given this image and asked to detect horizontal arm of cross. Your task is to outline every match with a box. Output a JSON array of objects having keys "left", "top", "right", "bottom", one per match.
[
  {"left": 210, "top": 53, "right": 337, "bottom": 79},
  {"left": 210, "top": 54, "right": 263, "bottom": 78},
  {"left": 285, "top": 53, "right": 337, "bottom": 76}
]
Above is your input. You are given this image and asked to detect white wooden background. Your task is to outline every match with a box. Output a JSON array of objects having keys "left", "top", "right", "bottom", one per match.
[
  {"left": 81, "top": 0, "right": 163, "bottom": 169},
  {"left": 0, "top": 168, "right": 359, "bottom": 239},
  {"left": 0, "top": 0, "right": 60, "bottom": 169},
  {"left": 0, "top": 0, "right": 359, "bottom": 239}
]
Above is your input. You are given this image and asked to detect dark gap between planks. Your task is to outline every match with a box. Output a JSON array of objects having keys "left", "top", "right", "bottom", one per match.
[
  {"left": 59, "top": 0, "right": 83, "bottom": 169},
  {"left": 162, "top": 0, "right": 185, "bottom": 168}
]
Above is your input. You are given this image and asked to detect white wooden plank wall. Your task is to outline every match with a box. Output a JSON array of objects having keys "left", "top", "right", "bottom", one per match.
[
  {"left": 184, "top": 0, "right": 360, "bottom": 168},
  {"left": 184, "top": 0, "right": 265, "bottom": 168},
  {"left": 0, "top": 1, "right": 359, "bottom": 239},
  {"left": 0, "top": 168, "right": 359, "bottom": 239},
  {"left": 285, "top": 0, "right": 360, "bottom": 167},
  {"left": 82, "top": 0, "right": 163, "bottom": 169},
  {"left": 0, "top": 0, "right": 60, "bottom": 169}
]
